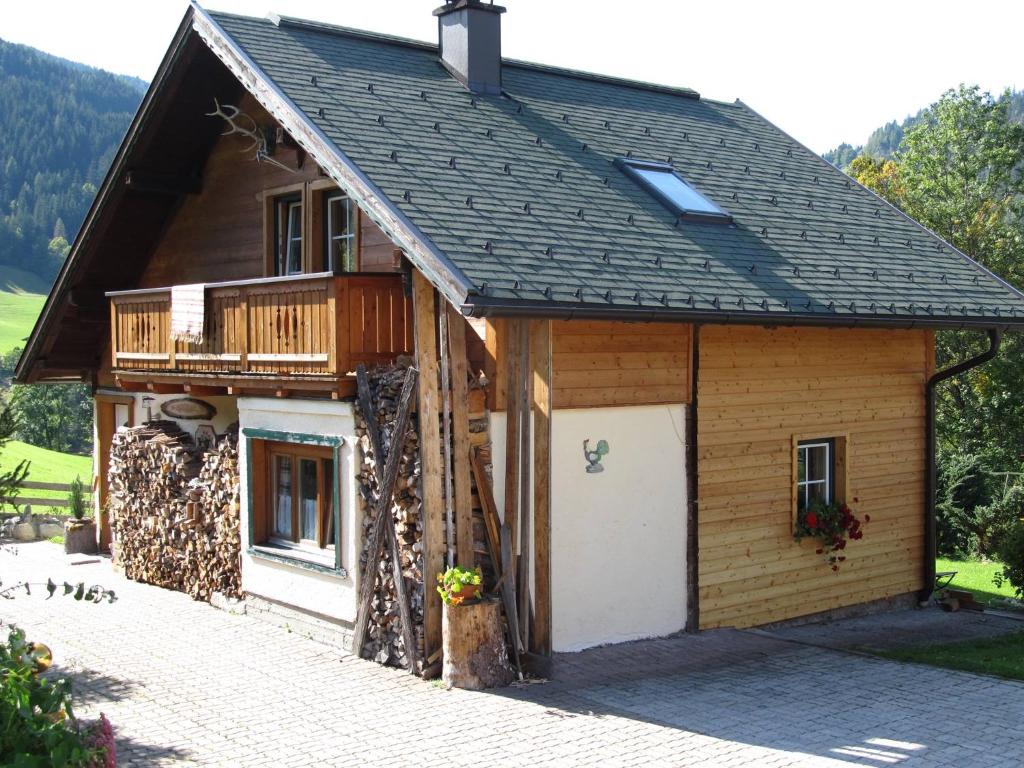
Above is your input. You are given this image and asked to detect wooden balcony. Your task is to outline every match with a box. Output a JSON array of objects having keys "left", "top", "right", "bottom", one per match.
[{"left": 107, "top": 272, "right": 412, "bottom": 397}]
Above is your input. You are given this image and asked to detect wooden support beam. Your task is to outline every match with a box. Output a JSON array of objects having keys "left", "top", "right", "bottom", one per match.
[
  {"left": 503, "top": 318, "right": 521, "bottom": 555},
  {"left": 516, "top": 319, "right": 532, "bottom": 651},
  {"left": 439, "top": 310, "right": 456, "bottom": 567},
  {"left": 116, "top": 378, "right": 149, "bottom": 393},
  {"left": 146, "top": 381, "right": 184, "bottom": 395},
  {"left": 183, "top": 383, "right": 228, "bottom": 396},
  {"left": 412, "top": 270, "right": 445, "bottom": 662},
  {"left": 685, "top": 325, "right": 700, "bottom": 633},
  {"left": 530, "top": 319, "right": 553, "bottom": 658},
  {"left": 447, "top": 306, "right": 474, "bottom": 568}
]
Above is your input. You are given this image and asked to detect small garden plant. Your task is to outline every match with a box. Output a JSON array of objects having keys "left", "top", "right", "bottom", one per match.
[
  {"left": 436, "top": 566, "right": 483, "bottom": 606},
  {"left": 0, "top": 625, "right": 112, "bottom": 767},
  {"left": 794, "top": 499, "right": 868, "bottom": 571},
  {"left": 67, "top": 477, "right": 87, "bottom": 521}
]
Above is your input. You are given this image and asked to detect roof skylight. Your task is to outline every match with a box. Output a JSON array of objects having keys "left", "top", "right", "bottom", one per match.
[{"left": 616, "top": 159, "right": 731, "bottom": 223}]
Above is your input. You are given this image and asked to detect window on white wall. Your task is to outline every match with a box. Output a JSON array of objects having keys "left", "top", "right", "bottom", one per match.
[{"left": 246, "top": 431, "right": 343, "bottom": 572}]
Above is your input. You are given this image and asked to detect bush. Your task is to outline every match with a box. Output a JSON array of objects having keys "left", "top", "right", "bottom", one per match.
[
  {"left": 936, "top": 449, "right": 1024, "bottom": 558},
  {"left": 0, "top": 626, "right": 100, "bottom": 767},
  {"left": 995, "top": 522, "right": 1024, "bottom": 599}
]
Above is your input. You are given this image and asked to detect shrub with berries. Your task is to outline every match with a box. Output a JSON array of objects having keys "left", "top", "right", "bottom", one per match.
[{"left": 793, "top": 499, "right": 868, "bottom": 571}]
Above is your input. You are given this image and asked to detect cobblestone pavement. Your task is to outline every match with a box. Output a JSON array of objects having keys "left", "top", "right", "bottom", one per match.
[{"left": 2, "top": 542, "right": 1023, "bottom": 767}]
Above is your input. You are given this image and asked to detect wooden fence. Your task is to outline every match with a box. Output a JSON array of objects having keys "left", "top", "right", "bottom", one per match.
[{"left": 0, "top": 480, "right": 76, "bottom": 509}]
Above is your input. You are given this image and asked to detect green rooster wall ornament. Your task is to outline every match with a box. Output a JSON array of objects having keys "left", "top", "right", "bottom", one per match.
[{"left": 583, "top": 439, "right": 610, "bottom": 473}]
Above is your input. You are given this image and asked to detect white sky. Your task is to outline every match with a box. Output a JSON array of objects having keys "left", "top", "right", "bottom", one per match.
[{"left": 1, "top": 0, "right": 1020, "bottom": 153}]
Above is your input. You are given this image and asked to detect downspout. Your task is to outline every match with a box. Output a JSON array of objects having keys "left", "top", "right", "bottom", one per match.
[{"left": 920, "top": 328, "right": 1002, "bottom": 602}]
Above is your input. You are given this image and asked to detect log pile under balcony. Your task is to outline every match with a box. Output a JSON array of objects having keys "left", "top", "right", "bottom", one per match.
[{"left": 108, "top": 421, "right": 242, "bottom": 601}]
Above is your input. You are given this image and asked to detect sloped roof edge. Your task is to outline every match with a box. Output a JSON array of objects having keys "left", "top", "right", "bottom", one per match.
[
  {"left": 735, "top": 99, "right": 1024, "bottom": 314},
  {"left": 190, "top": 2, "right": 474, "bottom": 306},
  {"left": 14, "top": 8, "right": 199, "bottom": 384}
]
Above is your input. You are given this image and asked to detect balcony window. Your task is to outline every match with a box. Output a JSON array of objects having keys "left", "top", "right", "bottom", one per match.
[
  {"left": 275, "top": 196, "right": 303, "bottom": 276},
  {"left": 326, "top": 193, "right": 356, "bottom": 273}
]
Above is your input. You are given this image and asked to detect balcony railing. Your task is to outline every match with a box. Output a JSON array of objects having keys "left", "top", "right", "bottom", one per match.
[{"left": 107, "top": 272, "right": 412, "bottom": 385}]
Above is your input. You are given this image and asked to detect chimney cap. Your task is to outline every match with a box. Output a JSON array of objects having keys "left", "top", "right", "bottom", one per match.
[{"left": 433, "top": 0, "right": 506, "bottom": 17}]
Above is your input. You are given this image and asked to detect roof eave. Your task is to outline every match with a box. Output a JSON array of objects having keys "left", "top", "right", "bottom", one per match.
[{"left": 460, "top": 296, "right": 1024, "bottom": 332}]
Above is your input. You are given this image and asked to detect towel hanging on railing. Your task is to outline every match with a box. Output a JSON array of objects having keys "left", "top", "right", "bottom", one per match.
[{"left": 170, "top": 284, "right": 206, "bottom": 344}]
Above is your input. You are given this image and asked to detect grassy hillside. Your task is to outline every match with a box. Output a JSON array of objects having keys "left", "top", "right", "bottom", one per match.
[
  {"left": 0, "top": 292, "right": 44, "bottom": 356},
  {"left": 0, "top": 439, "right": 90, "bottom": 505}
]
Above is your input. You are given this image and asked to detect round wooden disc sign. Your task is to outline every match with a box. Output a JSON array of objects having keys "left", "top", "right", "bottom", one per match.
[{"left": 160, "top": 397, "right": 217, "bottom": 421}]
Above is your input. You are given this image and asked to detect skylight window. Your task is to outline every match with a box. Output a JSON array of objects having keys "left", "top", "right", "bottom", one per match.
[{"left": 616, "top": 159, "right": 731, "bottom": 223}]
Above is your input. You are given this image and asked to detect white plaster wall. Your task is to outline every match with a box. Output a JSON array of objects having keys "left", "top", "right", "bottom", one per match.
[
  {"left": 237, "top": 397, "right": 360, "bottom": 623},
  {"left": 490, "top": 405, "right": 688, "bottom": 652},
  {"left": 131, "top": 394, "right": 239, "bottom": 439}
]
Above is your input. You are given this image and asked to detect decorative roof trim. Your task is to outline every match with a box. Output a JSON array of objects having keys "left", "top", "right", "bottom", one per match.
[{"left": 191, "top": 3, "right": 474, "bottom": 307}]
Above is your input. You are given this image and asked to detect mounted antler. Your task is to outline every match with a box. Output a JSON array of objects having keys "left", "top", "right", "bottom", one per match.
[{"left": 206, "top": 98, "right": 297, "bottom": 173}]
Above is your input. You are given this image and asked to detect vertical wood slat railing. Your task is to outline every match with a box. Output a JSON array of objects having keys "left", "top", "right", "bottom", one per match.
[{"left": 108, "top": 273, "right": 411, "bottom": 380}]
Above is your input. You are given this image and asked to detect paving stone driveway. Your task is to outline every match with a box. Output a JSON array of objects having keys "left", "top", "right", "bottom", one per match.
[{"left": 2, "top": 542, "right": 1023, "bottom": 767}]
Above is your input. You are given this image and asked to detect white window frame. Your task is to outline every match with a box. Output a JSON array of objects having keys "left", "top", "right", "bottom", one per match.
[
  {"left": 326, "top": 193, "right": 356, "bottom": 272},
  {"left": 797, "top": 439, "right": 832, "bottom": 512}
]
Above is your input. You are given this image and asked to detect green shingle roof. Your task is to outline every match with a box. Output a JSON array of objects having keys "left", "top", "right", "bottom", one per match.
[{"left": 208, "top": 10, "right": 1024, "bottom": 327}]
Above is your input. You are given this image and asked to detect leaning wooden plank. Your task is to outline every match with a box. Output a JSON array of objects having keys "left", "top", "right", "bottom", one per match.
[
  {"left": 531, "top": 318, "right": 553, "bottom": 657},
  {"left": 355, "top": 364, "right": 419, "bottom": 675},
  {"left": 499, "top": 524, "right": 522, "bottom": 659},
  {"left": 448, "top": 306, "right": 475, "bottom": 568},
  {"left": 351, "top": 367, "right": 418, "bottom": 659},
  {"left": 471, "top": 447, "right": 503, "bottom": 577},
  {"left": 412, "top": 271, "right": 445, "bottom": 661}
]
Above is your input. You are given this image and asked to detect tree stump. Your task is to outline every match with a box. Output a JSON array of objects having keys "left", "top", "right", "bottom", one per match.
[{"left": 442, "top": 597, "right": 513, "bottom": 690}]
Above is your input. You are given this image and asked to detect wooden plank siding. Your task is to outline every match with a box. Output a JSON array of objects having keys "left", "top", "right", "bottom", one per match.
[
  {"left": 487, "top": 319, "right": 692, "bottom": 410},
  {"left": 138, "top": 93, "right": 399, "bottom": 288},
  {"left": 696, "top": 325, "right": 930, "bottom": 629}
]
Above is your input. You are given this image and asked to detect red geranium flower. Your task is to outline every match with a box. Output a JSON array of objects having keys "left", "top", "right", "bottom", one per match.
[{"left": 806, "top": 512, "right": 818, "bottom": 529}]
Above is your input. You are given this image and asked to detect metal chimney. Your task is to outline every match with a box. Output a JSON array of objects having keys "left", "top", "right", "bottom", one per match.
[{"left": 433, "top": 0, "right": 506, "bottom": 95}]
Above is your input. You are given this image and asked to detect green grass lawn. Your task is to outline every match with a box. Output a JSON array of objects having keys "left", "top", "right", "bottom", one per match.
[
  {"left": 876, "top": 632, "right": 1024, "bottom": 681},
  {"left": 0, "top": 270, "right": 46, "bottom": 355},
  {"left": 935, "top": 557, "right": 1017, "bottom": 605},
  {"left": 0, "top": 440, "right": 91, "bottom": 505}
]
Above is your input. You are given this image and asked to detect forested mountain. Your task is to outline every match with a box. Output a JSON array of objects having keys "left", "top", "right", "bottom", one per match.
[
  {"left": 824, "top": 89, "right": 1024, "bottom": 168},
  {"left": 0, "top": 39, "right": 145, "bottom": 288}
]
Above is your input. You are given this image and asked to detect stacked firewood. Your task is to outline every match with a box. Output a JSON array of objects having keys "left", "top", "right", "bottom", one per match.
[
  {"left": 355, "top": 361, "right": 425, "bottom": 668},
  {"left": 108, "top": 421, "right": 242, "bottom": 601}
]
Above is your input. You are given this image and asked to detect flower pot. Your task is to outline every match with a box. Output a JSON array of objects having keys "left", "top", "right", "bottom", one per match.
[
  {"left": 448, "top": 582, "right": 482, "bottom": 603},
  {"left": 64, "top": 519, "right": 98, "bottom": 555}
]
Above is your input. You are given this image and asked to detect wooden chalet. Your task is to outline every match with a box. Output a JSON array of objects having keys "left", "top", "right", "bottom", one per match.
[{"left": 17, "top": 1, "right": 1024, "bottom": 672}]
